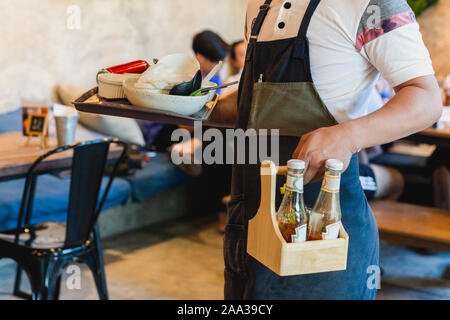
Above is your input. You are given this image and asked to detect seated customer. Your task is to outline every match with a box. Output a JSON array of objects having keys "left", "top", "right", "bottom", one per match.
[
  {"left": 141, "top": 31, "right": 232, "bottom": 225},
  {"left": 359, "top": 77, "right": 405, "bottom": 201},
  {"left": 359, "top": 149, "right": 404, "bottom": 201},
  {"left": 223, "top": 40, "right": 245, "bottom": 95},
  {"left": 428, "top": 80, "right": 450, "bottom": 209},
  {"left": 192, "top": 30, "right": 229, "bottom": 91},
  {"left": 142, "top": 30, "right": 229, "bottom": 152},
  {"left": 428, "top": 148, "right": 450, "bottom": 209}
]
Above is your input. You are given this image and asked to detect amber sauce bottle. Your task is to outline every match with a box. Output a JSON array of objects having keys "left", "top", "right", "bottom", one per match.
[
  {"left": 308, "top": 159, "right": 343, "bottom": 241},
  {"left": 277, "top": 160, "right": 309, "bottom": 243}
]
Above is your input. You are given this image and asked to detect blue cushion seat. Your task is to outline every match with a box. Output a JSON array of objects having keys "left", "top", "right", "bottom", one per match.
[
  {"left": 0, "top": 109, "right": 22, "bottom": 134},
  {"left": 124, "top": 152, "right": 192, "bottom": 203},
  {"left": 0, "top": 174, "right": 131, "bottom": 231},
  {"left": 0, "top": 109, "right": 131, "bottom": 230},
  {"left": 0, "top": 109, "right": 193, "bottom": 232}
]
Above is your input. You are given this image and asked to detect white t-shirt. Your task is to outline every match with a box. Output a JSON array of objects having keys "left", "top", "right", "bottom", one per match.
[{"left": 245, "top": 0, "right": 435, "bottom": 123}]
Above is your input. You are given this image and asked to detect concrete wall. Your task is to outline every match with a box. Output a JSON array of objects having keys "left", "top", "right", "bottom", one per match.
[
  {"left": 0, "top": 0, "right": 247, "bottom": 114},
  {"left": 0, "top": 0, "right": 448, "bottom": 114}
]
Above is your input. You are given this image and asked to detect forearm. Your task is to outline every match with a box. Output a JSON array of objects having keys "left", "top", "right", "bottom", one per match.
[
  {"left": 341, "top": 75, "right": 443, "bottom": 153},
  {"left": 205, "top": 89, "right": 239, "bottom": 128}
]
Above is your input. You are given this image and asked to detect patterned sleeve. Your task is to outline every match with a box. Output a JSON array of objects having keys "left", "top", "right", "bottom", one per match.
[{"left": 356, "top": 0, "right": 434, "bottom": 87}]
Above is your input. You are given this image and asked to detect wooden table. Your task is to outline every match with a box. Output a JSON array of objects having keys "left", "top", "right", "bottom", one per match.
[
  {"left": 0, "top": 132, "right": 122, "bottom": 181},
  {"left": 371, "top": 200, "right": 450, "bottom": 252},
  {"left": 420, "top": 122, "right": 450, "bottom": 139},
  {"left": 408, "top": 125, "right": 450, "bottom": 149},
  {"left": 408, "top": 106, "right": 450, "bottom": 148}
]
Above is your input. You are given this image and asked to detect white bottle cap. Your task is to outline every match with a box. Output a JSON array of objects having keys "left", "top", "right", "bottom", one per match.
[
  {"left": 287, "top": 159, "right": 305, "bottom": 170},
  {"left": 326, "top": 159, "right": 344, "bottom": 171}
]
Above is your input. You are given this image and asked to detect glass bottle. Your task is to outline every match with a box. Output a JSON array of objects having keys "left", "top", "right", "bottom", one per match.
[
  {"left": 277, "top": 159, "right": 308, "bottom": 243},
  {"left": 308, "top": 159, "right": 343, "bottom": 241}
]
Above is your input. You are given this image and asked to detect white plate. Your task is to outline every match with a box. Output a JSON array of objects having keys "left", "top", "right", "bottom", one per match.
[{"left": 123, "top": 78, "right": 216, "bottom": 116}]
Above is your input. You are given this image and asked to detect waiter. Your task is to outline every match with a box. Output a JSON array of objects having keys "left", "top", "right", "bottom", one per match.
[{"left": 208, "top": 0, "right": 442, "bottom": 299}]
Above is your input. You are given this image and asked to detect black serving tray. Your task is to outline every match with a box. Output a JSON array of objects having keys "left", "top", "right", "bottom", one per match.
[{"left": 73, "top": 87, "right": 219, "bottom": 126}]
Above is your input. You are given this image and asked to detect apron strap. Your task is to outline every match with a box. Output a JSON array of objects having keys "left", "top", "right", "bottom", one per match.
[
  {"left": 293, "top": 0, "right": 321, "bottom": 60},
  {"left": 245, "top": 0, "right": 273, "bottom": 62}
]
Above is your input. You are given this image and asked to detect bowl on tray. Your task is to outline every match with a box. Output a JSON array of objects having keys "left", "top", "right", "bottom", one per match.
[{"left": 122, "top": 78, "right": 216, "bottom": 116}]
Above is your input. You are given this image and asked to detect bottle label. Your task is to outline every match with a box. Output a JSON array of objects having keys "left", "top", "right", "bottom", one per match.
[
  {"left": 291, "top": 224, "right": 307, "bottom": 243},
  {"left": 321, "top": 174, "right": 340, "bottom": 193},
  {"left": 322, "top": 222, "right": 341, "bottom": 240},
  {"left": 286, "top": 173, "right": 303, "bottom": 193}
]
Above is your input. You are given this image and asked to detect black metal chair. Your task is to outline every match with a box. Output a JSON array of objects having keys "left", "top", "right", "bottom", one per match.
[{"left": 0, "top": 138, "right": 127, "bottom": 300}]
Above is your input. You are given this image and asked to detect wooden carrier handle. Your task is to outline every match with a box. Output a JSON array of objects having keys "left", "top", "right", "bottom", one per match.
[
  {"left": 277, "top": 166, "right": 288, "bottom": 176},
  {"left": 258, "top": 161, "right": 287, "bottom": 215},
  {"left": 247, "top": 161, "right": 286, "bottom": 270}
]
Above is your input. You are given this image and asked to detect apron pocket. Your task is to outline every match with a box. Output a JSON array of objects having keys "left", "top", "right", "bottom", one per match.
[
  {"left": 224, "top": 197, "right": 248, "bottom": 278},
  {"left": 247, "top": 82, "right": 338, "bottom": 137}
]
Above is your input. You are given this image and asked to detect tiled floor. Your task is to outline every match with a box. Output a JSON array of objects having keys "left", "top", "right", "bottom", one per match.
[{"left": 0, "top": 214, "right": 449, "bottom": 300}]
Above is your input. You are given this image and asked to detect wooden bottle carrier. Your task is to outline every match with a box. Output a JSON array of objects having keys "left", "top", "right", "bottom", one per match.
[{"left": 247, "top": 160, "right": 349, "bottom": 276}]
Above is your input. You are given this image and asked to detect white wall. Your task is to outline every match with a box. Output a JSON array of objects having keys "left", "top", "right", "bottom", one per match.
[
  {"left": 1, "top": 0, "right": 447, "bottom": 114},
  {"left": 0, "top": 0, "right": 247, "bottom": 113}
]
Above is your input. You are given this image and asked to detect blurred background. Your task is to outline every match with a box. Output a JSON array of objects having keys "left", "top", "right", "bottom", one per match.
[
  {"left": 0, "top": 0, "right": 448, "bottom": 301},
  {"left": 0, "top": 0, "right": 247, "bottom": 113}
]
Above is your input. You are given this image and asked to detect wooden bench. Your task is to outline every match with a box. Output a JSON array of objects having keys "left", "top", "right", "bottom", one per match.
[{"left": 370, "top": 200, "right": 450, "bottom": 252}]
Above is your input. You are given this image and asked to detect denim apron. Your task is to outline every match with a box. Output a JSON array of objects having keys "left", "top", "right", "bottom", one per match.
[{"left": 224, "top": 0, "right": 380, "bottom": 300}]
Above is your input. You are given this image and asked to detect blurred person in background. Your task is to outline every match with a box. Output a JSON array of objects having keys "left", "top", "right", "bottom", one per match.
[
  {"left": 359, "top": 149, "right": 405, "bottom": 202},
  {"left": 142, "top": 30, "right": 229, "bottom": 152},
  {"left": 432, "top": 75, "right": 450, "bottom": 209},
  {"left": 193, "top": 30, "right": 230, "bottom": 93},
  {"left": 359, "top": 76, "right": 404, "bottom": 202},
  {"left": 141, "top": 30, "right": 232, "bottom": 228},
  {"left": 223, "top": 40, "right": 246, "bottom": 95},
  {"left": 219, "top": 39, "right": 247, "bottom": 232},
  {"left": 429, "top": 75, "right": 450, "bottom": 209},
  {"left": 192, "top": 31, "right": 233, "bottom": 229}
]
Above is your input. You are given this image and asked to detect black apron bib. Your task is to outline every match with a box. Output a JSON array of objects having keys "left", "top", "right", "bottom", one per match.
[{"left": 224, "top": 0, "right": 379, "bottom": 300}]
